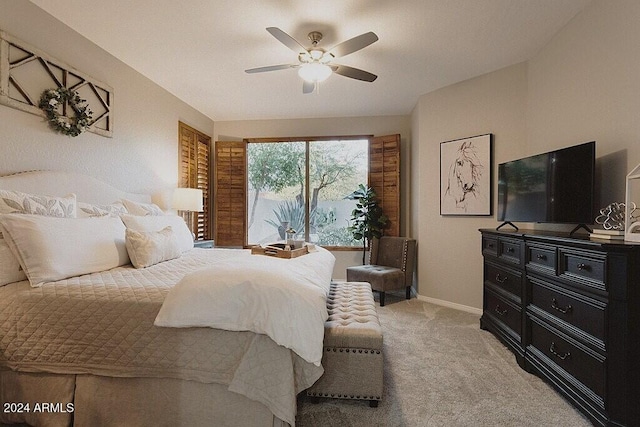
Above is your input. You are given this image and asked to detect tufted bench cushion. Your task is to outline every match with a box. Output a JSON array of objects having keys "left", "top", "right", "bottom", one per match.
[{"left": 306, "top": 281, "right": 383, "bottom": 407}]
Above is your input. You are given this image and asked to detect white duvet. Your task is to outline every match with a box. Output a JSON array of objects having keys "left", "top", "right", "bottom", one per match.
[{"left": 155, "top": 246, "right": 336, "bottom": 366}]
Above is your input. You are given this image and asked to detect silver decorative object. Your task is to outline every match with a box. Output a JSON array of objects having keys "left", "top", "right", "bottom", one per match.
[{"left": 595, "top": 202, "right": 628, "bottom": 230}]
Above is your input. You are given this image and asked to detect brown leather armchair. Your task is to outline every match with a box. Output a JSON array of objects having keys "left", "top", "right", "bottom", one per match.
[{"left": 346, "top": 236, "right": 416, "bottom": 306}]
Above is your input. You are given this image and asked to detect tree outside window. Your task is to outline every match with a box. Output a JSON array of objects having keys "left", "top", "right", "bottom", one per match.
[{"left": 247, "top": 138, "right": 368, "bottom": 247}]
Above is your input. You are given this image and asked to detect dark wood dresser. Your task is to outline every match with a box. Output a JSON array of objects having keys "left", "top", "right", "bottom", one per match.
[{"left": 480, "top": 229, "right": 640, "bottom": 427}]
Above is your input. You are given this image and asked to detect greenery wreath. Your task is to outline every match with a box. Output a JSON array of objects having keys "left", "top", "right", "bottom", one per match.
[{"left": 39, "top": 87, "right": 93, "bottom": 137}]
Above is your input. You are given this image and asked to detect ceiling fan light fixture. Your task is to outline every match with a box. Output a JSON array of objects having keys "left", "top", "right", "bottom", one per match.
[
  {"left": 309, "top": 48, "right": 324, "bottom": 60},
  {"left": 298, "top": 63, "right": 332, "bottom": 83}
]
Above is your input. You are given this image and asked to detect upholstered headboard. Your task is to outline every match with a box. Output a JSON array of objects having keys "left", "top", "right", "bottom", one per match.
[{"left": 0, "top": 171, "right": 152, "bottom": 205}]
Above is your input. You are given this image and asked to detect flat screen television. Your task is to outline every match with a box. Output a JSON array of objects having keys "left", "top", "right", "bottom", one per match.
[{"left": 497, "top": 141, "right": 595, "bottom": 229}]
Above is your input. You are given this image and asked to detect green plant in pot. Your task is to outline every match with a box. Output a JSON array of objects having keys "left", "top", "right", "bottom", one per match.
[{"left": 347, "top": 184, "right": 389, "bottom": 264}]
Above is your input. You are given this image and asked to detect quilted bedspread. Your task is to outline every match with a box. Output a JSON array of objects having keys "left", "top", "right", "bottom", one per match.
[{"left": 0, "top": 249, "right": 325, "bottom": 426}]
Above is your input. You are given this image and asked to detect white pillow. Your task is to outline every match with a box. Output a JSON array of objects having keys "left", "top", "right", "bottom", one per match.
[
  {"left": 78, "top": 201, "right": 128, "bottom": 218},
  {"left": 125, "top": 226, "right": 181, "bottom": 268},
  {"left": 120, "top": 214, "right": 193, "bottom": 253},
  {"left": 0, "top": 237, "right": 27, "bottom": 286},
  {"left": 0, "top": 189, "right": 77, "bottom": 286},
  {"left": 122, "top": 199, "right": 164, "bottom": 216},
  {"left": 0, "top": 215, "right": 129, "bottom": 287},
  {"left": 0, "top": 189, "right": 77, "bottom": 217}
]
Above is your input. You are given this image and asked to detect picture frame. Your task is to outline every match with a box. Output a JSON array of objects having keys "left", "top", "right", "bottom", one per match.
[{"left": 440, "top": 133, "right": 492, "bottom": 216}]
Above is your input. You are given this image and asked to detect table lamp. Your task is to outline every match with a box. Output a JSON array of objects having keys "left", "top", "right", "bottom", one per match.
[{"left": 172, "top": 188, "right": 203, "bottom": 238}]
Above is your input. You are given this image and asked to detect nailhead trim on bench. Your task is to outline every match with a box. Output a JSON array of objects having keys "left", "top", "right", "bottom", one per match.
[
  {"left": 326, "top": 347, "right": 381, "bottom": 354},
  {"left": 306, "top": 392, "right": 382, "bottom": 400}
]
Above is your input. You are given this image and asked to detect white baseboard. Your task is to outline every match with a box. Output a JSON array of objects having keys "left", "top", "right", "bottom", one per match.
[{"left": 416, "top": 294, "right": 482, "bottom": 316}]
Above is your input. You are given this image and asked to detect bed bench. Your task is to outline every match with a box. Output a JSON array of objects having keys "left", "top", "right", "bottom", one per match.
[{"left": 306, "top": 281, "right": 383, "bottom": 407}]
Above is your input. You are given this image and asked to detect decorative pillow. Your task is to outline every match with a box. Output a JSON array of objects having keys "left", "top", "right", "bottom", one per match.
[
  {"left": 125, "top": 226, "right": 182, "bottom": 268},
  {"left": 0, "top": 236, "right": 27, "bottom": 286},
  {"left": 0, "top": 189, "right": 77, "bottom": 217},
  {"left": 78, "top": 201, "right": 128, "bottom": 218},
  {"left": 122, "top": 199, "right": 164, "bottom": 216},
  {"left": 120, "top": 214, "right": 193, "bottom": 253},
  {"left": 0, "top": 214, "right": 129, "bottom": 287}
]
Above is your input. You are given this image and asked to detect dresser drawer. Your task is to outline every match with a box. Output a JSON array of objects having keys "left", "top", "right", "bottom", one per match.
[
  {"left": 529, "top": 277, "right": 605, "bottom": 343},
  {"left": 530, "top": 319, "right": 605, "bottom": 398},
  {"left": 559, "top": 249, "right": 606, "bottom": 291},
  {"left": 485, "top": 261, "right": 522, "bottom": 300},
  {"left": 484, "top": 288, "right": 521, "bottom": 338},
  {"left": 482, "top": 236, "right": 498, "bottom": 257},
  {"left": 499, "top": 238, "right": 523, "bottom": 266},
  {"left": 526, "top": 244, "right": 556, "bottom": 275}
]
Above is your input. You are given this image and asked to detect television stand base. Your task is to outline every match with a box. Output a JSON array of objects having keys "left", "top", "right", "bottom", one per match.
[
  {"left": 569, "top": 223, "right": 593, "bottom": 236},
  {"left": 496, "top": 221, "right": 518, "bottom": 231}
]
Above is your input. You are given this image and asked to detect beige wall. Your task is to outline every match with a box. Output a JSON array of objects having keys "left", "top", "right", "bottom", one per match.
[
  {"left": 215, "top": 116, "right": 411, "bottom": 279},
  {"left": 527, "top": 0, "right": 640, "bottom": 207},
  {"left": 411, "top": 0, "right": 640, "bottom": 312},
  {"left": 0, "top": 1, "right": 213, "bottom": 195},
  {"left": 411, "top": 63, "right": 528, "bottom": 313}
]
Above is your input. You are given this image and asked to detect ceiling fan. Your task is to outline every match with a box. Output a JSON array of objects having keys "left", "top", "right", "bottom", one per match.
[{"left": 245, "top": 27, "right": 378, "bottom": 94}]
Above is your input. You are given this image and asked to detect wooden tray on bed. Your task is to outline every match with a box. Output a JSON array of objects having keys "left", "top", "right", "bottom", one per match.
[{"left": 250, "top": 243, "right": 309, "bottom": 259}]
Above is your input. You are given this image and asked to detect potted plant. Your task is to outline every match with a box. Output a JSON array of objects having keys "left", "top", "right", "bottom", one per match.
[{"left": 347, "top": 184, "right": 389, "bottom": 264}]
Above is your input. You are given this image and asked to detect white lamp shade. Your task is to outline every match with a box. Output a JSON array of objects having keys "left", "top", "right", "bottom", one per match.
[
  {"left": 172, "top": 188, "right": 203, "bottom": 211},
  {"left": 298, "top": 63, "right": 332, "bottom": 83}
]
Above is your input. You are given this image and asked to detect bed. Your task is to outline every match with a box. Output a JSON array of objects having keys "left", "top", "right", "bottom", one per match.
[{"left": 0, "top": 171, "right": 335, "bottom": 427}]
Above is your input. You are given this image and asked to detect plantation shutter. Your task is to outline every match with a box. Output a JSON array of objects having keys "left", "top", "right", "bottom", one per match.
[
  {"left": 214, "top": 140, "right": 247, "bottom": 247},
  {"left": 369, "top": 134, "right": 400, "bottom": 237},
  {"left": 178, "top": 122, "right": 211, "bottom": 240},
  {"left": 195, "top": 133, "right": 210, "bottom": 239}
]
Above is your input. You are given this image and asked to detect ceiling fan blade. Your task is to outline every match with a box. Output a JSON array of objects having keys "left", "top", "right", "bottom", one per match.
[
  {"left": 245, "top": 64, "right": 296, "bottom": 74},
  {"left": 333, "top": 64, "right": 377, "bottom": 82},
  {"left": 328, "top": 32, "right": 378, "bottom": 58},
  {"left": 302, "top": 81, "right": 315, "bottom": 94},
  {"left": 266, "top": 27, "right": 308, "bottom": 55}
]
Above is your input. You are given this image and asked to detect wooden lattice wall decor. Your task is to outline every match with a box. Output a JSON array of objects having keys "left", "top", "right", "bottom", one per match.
[{"left": 0, "top": 30, "right": 113, "bottom": 137}]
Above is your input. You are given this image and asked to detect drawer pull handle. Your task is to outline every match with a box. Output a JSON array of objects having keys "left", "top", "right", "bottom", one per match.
[
  {"left": 487, "top": 243, "right": 494, "bottom": 248},
  {"left": 495, "top": 273, "right": 508, "bottom": 284},
  {"left": 551, "top": 298, "right": 573, "bottom": 314},
  {"left": 549, "top": 342, "right": 571, "bottom": 361},
  {"left": 577, "top": 263, "right": 590, "bottom": 271},
  {"left": 494, "top": 304, "right": 508, "bottom": 316},
  {"left": 506, "top": 247, "right": 515, "bottom": 253},
  {"left": 536, "top": 254, "right": 547, "bottom": 261}
]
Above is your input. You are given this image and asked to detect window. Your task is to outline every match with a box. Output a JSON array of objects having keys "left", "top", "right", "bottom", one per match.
[
  {"left": 214, "top": 134, "right": 400, "bottom": 248},
  {"left": 178, "top": 122, "right": 211, "bottom": 240},
  {"left": 247, "top": 138, "right": 369, "bottom": 248}
]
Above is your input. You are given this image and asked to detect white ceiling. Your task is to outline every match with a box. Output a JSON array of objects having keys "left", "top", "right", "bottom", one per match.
[{"left": 30, "top": 0, "right": 591, "bottom": 122}]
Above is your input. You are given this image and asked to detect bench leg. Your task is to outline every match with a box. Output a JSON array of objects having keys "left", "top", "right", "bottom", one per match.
[
  {"left": 406, "top": 286, "right": 411, "bottom": 300},
  {"left": 379, "top": 291, "right": 385, "bottom": 307},
  {"left": 369, "top": 400, "right": 379, "bottom": 408}
]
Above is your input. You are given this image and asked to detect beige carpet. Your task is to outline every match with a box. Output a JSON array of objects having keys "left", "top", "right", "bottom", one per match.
[{"left": 296, "top": 293, "right": 592, "bottom": 427}]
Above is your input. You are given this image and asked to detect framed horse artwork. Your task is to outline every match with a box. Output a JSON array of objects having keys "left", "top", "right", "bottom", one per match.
[{"left": 440, "top": 134, "right": 492, "bottom": 216}]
